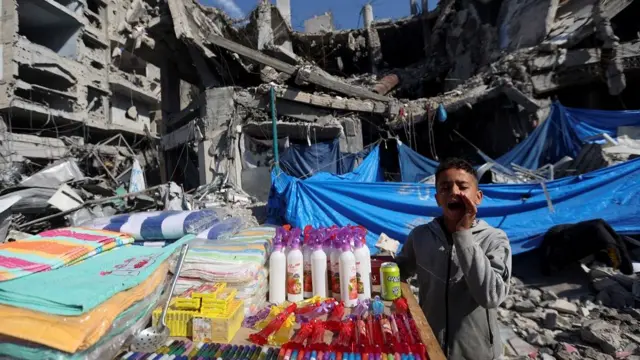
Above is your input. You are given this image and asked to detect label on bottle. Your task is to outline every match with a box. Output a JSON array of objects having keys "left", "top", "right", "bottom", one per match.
[
  {"left": 331, "top": 261, "right": 341, "bottom": 294},
  {"left": 287, "top": 262, "right": 302, "bottom": 295},
  {"left": 356, "top": 261, "right": 364, "bottom": 294},
  {"left": 348, "top": 265, "right": 358, "bottom": 300},
  {"left": 303, "top": 261, "right": 313, "bottom": 293}
]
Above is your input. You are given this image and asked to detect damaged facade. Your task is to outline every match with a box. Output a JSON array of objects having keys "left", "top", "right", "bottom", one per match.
[
  {"left": 0, "top": 0, "right": 164, "bottom": 185},
  {"left": 3, "top": 0, "right": 639, "bottom": 197},
  {"left": 114, "top": 0, "right": 639, "bottom": 200}
]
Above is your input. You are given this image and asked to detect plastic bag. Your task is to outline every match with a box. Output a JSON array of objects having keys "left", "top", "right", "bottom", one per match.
[
  {"left": 194, "top": 217, "right": 248, "bottom": 240},
  {"left": 0, "top": 262, "right": 167, "bottom": 353},
  {"left": 0, "top": 271, "right": 164, "bottom": 359}
]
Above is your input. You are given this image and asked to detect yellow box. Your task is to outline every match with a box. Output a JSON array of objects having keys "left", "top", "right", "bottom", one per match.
[
  {"left": 173, "top": 298, "right": 201, "bottom": 311},
  {"left": 152, "top": 306, "right": 198, "bottom": 337},
  {"left": 184, "top": 282, "right": 227, "bottom": 299},
  {"left": 192, "top": 299, "right": 245, "bottom": 343}
]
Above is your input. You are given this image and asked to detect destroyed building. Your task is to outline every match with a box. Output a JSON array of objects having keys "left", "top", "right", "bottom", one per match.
[
  {"left": 94, "top": 0, "right": 637, "bottom": 200},
  {"left": 1, "top": 0, "right": 639, "bottom": 196},
  {"left": 0, "top": 0, "right": 166, "bottom": 185}
]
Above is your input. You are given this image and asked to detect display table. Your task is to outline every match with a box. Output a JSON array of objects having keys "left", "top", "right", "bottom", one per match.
[{"left": 160, "top": 283, "right": 445, "bottom": 360}]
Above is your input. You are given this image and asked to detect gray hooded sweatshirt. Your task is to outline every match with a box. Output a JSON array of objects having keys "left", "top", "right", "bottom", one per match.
[{"left": 397, "top": 218, "right": 512, "bottom": 360}]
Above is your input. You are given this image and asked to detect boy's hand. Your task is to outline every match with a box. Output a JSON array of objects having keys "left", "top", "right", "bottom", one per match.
[{"left": 455, "top": 193, "right": 477, "bottom": 232}]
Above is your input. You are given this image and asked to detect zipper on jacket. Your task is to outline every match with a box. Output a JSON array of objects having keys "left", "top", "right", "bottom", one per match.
[
  {"left": 444, "top": 246, "right": 453, "bottom": 357},
  {"left": 486, "top": 309, "right": 494, "bottom": 345}
]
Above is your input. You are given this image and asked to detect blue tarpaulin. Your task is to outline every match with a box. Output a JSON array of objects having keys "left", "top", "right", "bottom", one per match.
[
  {"left": 397, "top": 142, "right": 439, "bottom": 182},
  {"left": 280, "top": 139, "right": 374, "bottom": 179},
  {"left": 269, "top": 103, "right": 640, "bottom": 255},
  {"left": 271, "top": 153, "right": 640, "bottom": 255},
  {"left": 496, "top": 102, "right": 640, "bottom": 169}
]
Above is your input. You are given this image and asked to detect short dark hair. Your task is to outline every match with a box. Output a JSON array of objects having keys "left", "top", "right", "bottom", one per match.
[{"left": 435, "top": 158, "right": 478, "bottom": 185}]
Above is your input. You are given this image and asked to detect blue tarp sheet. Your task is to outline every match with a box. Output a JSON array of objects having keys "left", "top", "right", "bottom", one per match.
[
  {"left": 269, "top": 103, "right": 640, "bottom": 255},
  {"left": 497, "top": 102, "right": 640, "bottom": 169},
  {"left": 396, "top": 102, "right": 640, "bottom": 180},
  {"left": 280, "top": 139, "right": 356, "bottom": 178},
  {"left": 397, "top": 142, "right": 439, "bottom": 182},
  {"left": 271, "top": 154, "right": 640, "bottom": 255}
]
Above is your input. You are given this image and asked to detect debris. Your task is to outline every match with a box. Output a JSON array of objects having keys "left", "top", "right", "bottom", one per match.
[
  {"left": 581, "top": 320, "right": 621, "bottom": 355},
  {"left": 515, "top": 300, "right": 537, "bottom": 313},
  {"left": 549, "top": 299, "right": 579, "bottom": 315}
]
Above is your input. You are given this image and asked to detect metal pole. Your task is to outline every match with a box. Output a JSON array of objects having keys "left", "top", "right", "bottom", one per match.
[{"left": 270, "top": 87, "right": 280, "bottom": 172}]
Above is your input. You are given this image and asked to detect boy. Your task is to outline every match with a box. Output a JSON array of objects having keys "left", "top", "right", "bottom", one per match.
[{"left": 397, "top": 158, "right": 512, "bottom": 360}]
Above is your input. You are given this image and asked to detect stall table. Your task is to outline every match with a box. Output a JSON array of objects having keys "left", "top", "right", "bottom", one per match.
[{"left": 161, "top": 283, "right": 445, "bottom": 360}]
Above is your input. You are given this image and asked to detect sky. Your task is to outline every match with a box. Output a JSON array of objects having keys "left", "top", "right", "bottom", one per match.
[{"left": 200, "top": 0, "right": 438, "bottom": 31}]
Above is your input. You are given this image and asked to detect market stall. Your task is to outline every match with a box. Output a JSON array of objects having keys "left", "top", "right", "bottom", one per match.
[
  {"left": 116, "top": 284, "right": 445, "bottom": 360},
  {"left": 112, "top": 225, "right": 446, "bottom": 360}
]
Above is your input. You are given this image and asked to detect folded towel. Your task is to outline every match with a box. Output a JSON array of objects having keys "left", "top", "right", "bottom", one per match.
[{"left": 0, "top": 228, "right": 134, "bottom": 282}]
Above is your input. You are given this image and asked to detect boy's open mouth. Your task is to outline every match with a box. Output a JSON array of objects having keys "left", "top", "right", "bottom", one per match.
[{"left": 447, "top": 201, "right": 464, "bottom": 210}]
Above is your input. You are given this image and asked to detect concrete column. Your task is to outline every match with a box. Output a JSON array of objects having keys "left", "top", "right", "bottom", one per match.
[
  {"left": 257, "top": 0, "right": 273, "bottom": 51},
  {"left": 422, "top": 0, "right": 428, "bottom": 13},
  {"left": 363, "top": 4, "right": 374, "bottom": 29},
  {"left": 159, "top": 59, "right": 180, "bottom": 184},
  {"left": 276, "top": 0, "right": 291, "bottom": 27},
  {"left": 198, "top": 139, "right": 214, "bottom": 186},
  {"left": 410, "top": 0, "right": 419, "bottom": 15},
  {"left": 200, "top": 87, "right": 235, "bottom": 187},
  {"left": 362, "top": 4, "right": 382, "bottom": 73}
]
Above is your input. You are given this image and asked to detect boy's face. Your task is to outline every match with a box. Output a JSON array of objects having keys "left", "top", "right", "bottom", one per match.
[{"left": 435, "top": 168, "right": 483, "bottom": 221}]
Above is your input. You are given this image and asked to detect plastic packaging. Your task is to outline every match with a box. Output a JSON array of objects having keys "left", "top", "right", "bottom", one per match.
[
  {"left": 284, "top": 321, "right": 314, "bottom": 350},
  {"left": 339, "top": 236, "right": 358, "bottom": 307},
  {"left": 297, "top": 300, "right": 333, "bottom": 323},
  {"left": 0, "top": 273, "right": 164, "bottom": 360},
  {"left": 330, "top": 318, "right": 355, "bottom": 352},
  {"left": 243, "top": 304, "right": 273, "bottom": 328},
  {"left": 249, "top": 303, "right": 297, "bottom": 345},
  {"left": 79, "top": 209, "right": 223, "bottom": 240},
  {"left": 194, "top": 217, "right": 247, "bottom": 240},
  {"left": 270, "top": 228, "right": 287, "bottom": 304},
  {"left": 308, "top": 320, "right": 328, "bottom": 351},
  {"left": 353, "top": 227, "right": 372, "bottom": 301},
  {"left": 269, "top": 313, "right": 296, "bottom": 345},
  {"left": 286, "top": 229, "right": 304, "bottom": 302}
]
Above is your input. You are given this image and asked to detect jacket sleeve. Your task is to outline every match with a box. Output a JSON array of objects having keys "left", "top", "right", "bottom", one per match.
[
  {"left": 452, "top": 229, "right": 512, "bottom": 308},
  {"left": 396, "top": 230, "right": 417, "bottom": 281}
]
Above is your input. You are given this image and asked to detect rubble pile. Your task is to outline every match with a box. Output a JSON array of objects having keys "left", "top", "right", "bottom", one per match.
[{"left": 499, "top": 266, "right": 640, "bottom": 360}]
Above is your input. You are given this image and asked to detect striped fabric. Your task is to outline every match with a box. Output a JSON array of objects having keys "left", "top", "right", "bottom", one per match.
[
  {"left": 79, "top": 210, "right": 221, "bottom": 241},
  {"left": 0, "top": 227, "right": 134, "bottom": 282}
]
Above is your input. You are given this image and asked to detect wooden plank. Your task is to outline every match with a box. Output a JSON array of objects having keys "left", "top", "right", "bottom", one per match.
[
  {"left": 206, "top": 34, "right": 390, "bottom": 102},
  {"left": 402, "top": 282, "right": 447, "bottom": 360}
]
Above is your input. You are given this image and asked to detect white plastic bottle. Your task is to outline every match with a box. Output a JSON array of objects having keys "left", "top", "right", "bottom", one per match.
[
  {"left": 303, "top": 232, "right": 313, "bottom": 299},
  {"left": 339, "top": 239, "right": 358, "bottom": 307},
  {"left": 310, "top": 237, "right": 328, "bottom": 298},
  {"left": 269, "top": 229, "right": 287, "bottom": 304},
  {"left": 286, "top": 236, "right": 304, "bottom": 302},
  {"left": 330, "top": 239, "right": 342, "bottom": 300},
  {"left": 353, "top": 235, "right": 372, "bottom": 301}
]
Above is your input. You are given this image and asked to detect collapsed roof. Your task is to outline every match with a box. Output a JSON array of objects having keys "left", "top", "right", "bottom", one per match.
[{"left": 116, "top": 0, "right": 640, "bottom": 168}]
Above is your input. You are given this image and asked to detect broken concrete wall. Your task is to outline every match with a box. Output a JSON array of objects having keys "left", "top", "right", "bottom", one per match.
[
  {"left": 304, "top": 12, "right": 334, "bottom": 33},
  {"left": 497, "top": 0, "right": 559, "bottom": 50},
  {"left": 0, "top": 0, "right": 161, "bottom": 185}
]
